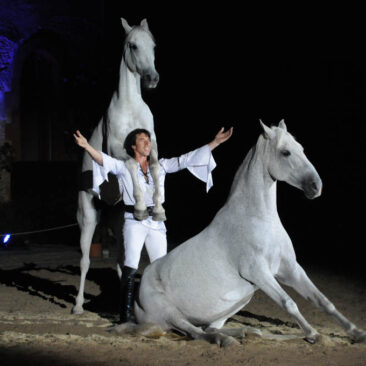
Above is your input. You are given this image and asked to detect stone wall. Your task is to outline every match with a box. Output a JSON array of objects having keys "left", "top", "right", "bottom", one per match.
[
  {"left": 0, "top": 0, "right": 104, "bottom": 144},
  {"left": 0, "top": 0, "right": 104, "bottom": 201},
  {"left": 0, "top": 170, "right": 10, "bottom": 202}
]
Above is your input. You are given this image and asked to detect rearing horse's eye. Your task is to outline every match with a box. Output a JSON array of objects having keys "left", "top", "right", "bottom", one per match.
[
  {"left": 281, "top": 150, "right": 291, "bottom": 157},
  {"left": 128, "top": 42, "right": 137, "bottom": 50}
]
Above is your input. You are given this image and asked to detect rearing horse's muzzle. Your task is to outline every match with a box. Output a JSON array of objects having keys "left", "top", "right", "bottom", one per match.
[{"left": 142, "top": 70, "right": 159, "bottom": 88}]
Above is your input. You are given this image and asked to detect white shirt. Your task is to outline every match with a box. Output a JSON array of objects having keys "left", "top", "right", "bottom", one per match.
[{"left": 92, "top": 144, "right": 216, "bottom": 231}]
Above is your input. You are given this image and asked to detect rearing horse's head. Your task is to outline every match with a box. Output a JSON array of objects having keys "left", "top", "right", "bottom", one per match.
[
  {"left": 121, "top": 18, "right": 159, "bottom": 89},
  {"left": 260, "top": 120, "right": 322, "bottom": 199}
]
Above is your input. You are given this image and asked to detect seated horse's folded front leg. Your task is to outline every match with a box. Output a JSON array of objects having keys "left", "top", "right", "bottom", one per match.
[
  {"left": 149, "top": 148, "right": 166, "bottom": 222},
  {"left": 125, "top": 158, "right": 148, "bottom": 220}
]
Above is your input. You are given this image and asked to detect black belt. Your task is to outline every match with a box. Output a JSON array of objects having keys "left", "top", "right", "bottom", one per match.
[{"left": 124, "top": 205, "right": 154, "bottom": 216}]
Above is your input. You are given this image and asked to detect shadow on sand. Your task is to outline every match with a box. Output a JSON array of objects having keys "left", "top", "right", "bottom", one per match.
[{"left": 0, "top": 263, "right": 143, "bottom": 321}]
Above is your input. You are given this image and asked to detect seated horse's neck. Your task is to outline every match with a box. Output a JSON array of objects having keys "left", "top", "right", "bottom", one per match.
[{"left": 227, "top": 143, "right": 278, "bottom": 217}]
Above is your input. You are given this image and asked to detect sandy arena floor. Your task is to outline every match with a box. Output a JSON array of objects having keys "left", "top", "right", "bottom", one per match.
[{"left": 0, "top": 243, "right": 365, "bottom": 365}]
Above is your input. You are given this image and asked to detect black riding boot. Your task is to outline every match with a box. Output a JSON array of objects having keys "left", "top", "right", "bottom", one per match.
[{"left": 119, "top": 266, "right": 137, "bottom": 323}]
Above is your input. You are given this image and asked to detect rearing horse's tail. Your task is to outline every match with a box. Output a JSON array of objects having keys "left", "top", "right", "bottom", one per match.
[
  {"left": 102, "top": 110, "right": 109, "bottom": 154},
  {"left": 79, "top": 112, "right": 109, "bottom": 193}
]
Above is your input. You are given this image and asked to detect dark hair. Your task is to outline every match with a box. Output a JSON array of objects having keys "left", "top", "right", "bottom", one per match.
[{"left": 124, "top": 128, "right": 151, "bottom": 158}]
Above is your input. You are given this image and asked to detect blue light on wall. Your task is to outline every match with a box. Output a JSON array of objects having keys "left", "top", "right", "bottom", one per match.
[{"left": 2, "top": 234, "right": 11, "bottom": 244}]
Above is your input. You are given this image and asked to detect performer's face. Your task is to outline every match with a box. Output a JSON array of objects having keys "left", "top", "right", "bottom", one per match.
[{"left": 132, "top": 133, "right": 151, "bottom": 158}]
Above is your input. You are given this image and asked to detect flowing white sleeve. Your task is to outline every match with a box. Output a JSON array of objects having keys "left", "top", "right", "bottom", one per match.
[
  {"left": 92, "top": 152, "right": 127, "bottom": 195},
  {"left": 159, "top": 145, "right": 216, "bottom": 192}
]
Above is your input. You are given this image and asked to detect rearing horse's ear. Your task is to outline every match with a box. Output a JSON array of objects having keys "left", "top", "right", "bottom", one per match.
[
  {"left": 260, "top": 119, "right": 275, "bottom": 139},
  {"left": 278, "top": 119, "right": 287, "bottom": 132},
  {"left": 140, "top": 19, "right": 150, "bottom": 31},
  {"left": 121, "top": 18, "right": 132, "bottom": 33}
]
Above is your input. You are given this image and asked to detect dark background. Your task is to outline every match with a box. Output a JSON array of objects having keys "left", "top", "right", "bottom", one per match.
[
  {"left": 102, "top": 6, "right": 365, "bottom": 274},
  {"left": 3, "top": 3, "right": 365, "bottom": 273}
]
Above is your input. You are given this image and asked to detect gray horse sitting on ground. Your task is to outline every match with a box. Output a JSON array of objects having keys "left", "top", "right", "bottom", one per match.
[{"left": 114, "top": 120, "right": 366, "bottom": 347}]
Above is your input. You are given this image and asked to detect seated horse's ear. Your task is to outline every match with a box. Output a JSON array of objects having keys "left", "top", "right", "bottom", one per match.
[
  {"left": 121, "top": 18, "right": 132, "bottom": 33},
  {"left": 278, "top": 119, "right": 287, "bottom": 132},
  {"left": 259, "top": 119, "right": 275, "bottom": 140},
  {"left": 140, "top": 19, "right": 149, "bottom": 31}
]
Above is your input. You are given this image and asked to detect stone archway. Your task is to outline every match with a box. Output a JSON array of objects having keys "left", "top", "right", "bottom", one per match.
[
  {"left": 16, "top": 31, "right": 67, "bottom": 161},
  {"left": 20, "top": 47, "right": 59, "bottom": 161},
  {"left": 4, "top": 30, "right": 74, "bottom": 163}
]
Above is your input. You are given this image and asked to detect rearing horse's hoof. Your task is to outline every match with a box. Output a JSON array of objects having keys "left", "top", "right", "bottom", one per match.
[
  {"left": 72, "top": 305, "right": 84, "bottom": 315},
  {"left": 304, "top": 332, "right": 320, "bottom": 344},
  {"left": 134, "top": 209, "right": 149, "bottom": 221},
  {"left": 153, "top": 211, "right": 166, "bottom": 222}
]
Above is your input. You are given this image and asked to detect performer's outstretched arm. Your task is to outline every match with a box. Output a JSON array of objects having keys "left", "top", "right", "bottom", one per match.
[
  {"left": 73, "top": 130, "right": 103, "bottom": 165},
  {"left": 159, "top": 127, "right": 233, "bottom": 191},
  {"left": 208, "top": 127, "right": 233, "bottom": 151}
]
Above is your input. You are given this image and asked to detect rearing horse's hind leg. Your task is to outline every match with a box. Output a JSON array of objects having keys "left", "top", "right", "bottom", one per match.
[
  {"left": 72, "top": 191, "right": 98, "bottom": 315},
  {"left": 104, "top": 201, "right": 125, "bottom": 275}
]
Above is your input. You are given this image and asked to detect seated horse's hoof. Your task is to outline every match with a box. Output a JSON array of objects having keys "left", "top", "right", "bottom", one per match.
[
  {"left": 214, "top": 334, "right": 239, "bottom": 348},
  {"left": 152, "top": 211, "right": 166, "bottom": 222},
  {"left": 350, "top": 328, "right": 366, "bottom": 343},
  {"left": 134, "top": 209, "right": 149, "bottom": 221}
]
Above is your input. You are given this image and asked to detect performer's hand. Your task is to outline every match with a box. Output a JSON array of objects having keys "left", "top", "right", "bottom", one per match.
[
  {"left": 73, "top": 130, "right": 89, "bottom": 149},
  {"left": 73, "top": 130, "right": 103, "bottom": 165},
  {"left": 208, "top": 127, "right": 233, "bottom": 151},
  {"left": 215, "top": 127, "right": 233, "bottom": 145}
]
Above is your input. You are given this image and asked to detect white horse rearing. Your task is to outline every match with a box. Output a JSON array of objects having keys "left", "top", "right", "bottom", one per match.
[
  {"left": 132, "top": 120, "right": 366, "bottom": 346},
  {"left": 73, "top": 18, "right": 164, "bottom": 315}
]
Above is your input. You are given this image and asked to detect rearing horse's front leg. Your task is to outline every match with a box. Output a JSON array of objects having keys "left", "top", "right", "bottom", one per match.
[
  {"left": 125, "top": 158, "right": 148, "bottom": 220},
  {"left": 149, "top": 146, "right": 166, "bottom": 222}
]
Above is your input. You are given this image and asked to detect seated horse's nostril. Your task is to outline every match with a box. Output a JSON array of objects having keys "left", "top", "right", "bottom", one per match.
[{"left": 311, "top": 181, "right": 318, "bottom": 191}]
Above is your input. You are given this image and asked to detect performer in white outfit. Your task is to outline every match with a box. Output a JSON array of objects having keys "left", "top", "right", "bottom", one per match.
[{"left": 74, "top": 127, "right": 233, "bottom": 322}]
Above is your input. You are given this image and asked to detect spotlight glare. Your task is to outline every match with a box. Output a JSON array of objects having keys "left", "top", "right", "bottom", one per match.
[{"left": 3, "top": 234, "right": 10, "bottom": 244}]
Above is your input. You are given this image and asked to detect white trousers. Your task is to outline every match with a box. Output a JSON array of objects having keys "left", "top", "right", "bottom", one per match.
[{"left": 123, "top": 219, "right": 167, "bottom": 269}]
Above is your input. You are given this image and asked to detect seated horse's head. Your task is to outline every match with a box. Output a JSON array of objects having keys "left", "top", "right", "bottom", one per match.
[{"left": 260, "top": 119, "right": 322, "bottom": 199}]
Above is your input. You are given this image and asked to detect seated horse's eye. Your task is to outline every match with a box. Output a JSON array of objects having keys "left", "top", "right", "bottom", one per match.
[{"left": 282, "top": 150, "right": 291, "bottom": 157}]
